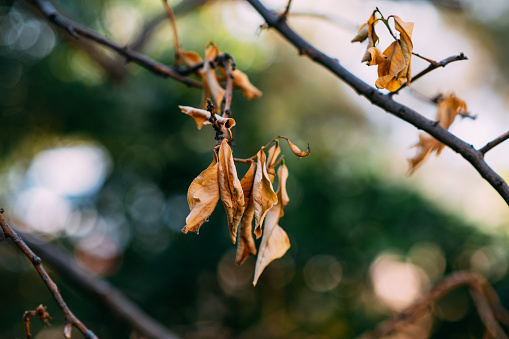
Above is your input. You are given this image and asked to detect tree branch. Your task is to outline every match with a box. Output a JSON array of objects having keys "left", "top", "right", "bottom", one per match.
[
  {"left": 480, "top": 130, "right": 509, "bottom": 155},
  {"left": 357, "top": 271, "right": 509, "bottom": 339},
  {"left": 0, "top": 210, "right": 98, "bottom": 339},
  {"left": 25, "top": 0, "right": 202, "bottom": 88},
  {"left": 245, "top": 0, "right": 509, "bottom": 206},
  {"left": 21, "top": 231, "right": 180, "bottom": 339}
]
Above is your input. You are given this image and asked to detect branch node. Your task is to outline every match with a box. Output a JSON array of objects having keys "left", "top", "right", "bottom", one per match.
[{"left": 32, "top": 256, "right": 42, "bottom": 265}]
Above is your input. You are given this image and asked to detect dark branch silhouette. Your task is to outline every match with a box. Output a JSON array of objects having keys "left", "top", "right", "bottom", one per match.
[
  {"left": 245, "top": 0, "right": 509, "bottom": 206},
  {"left": 0, "top": 210, "right": 98, "bottom": 339}
]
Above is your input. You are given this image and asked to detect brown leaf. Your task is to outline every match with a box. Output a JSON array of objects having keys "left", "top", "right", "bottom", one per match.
[
  {"left": 236, "top": 203, "right": 257, "bottom": 265},
  {"left": 231, "top": 69, "right": 262, "bottom": 100},
  {"left": 179, "top": 50, "right": 203, "bottom": 66},
  {"left": 266, "top": 143, "right": 281, "bottom": 182},
  {"left": 182, "top": 155, "right": 220, "bottom": 234},
  {"left": 408, "top": 93, "right": 468, "bottom": 174},
  {"left": 365, "top": 47, "right": 387, "bottom": 66},
  {"left": 179, "top": 106, "right": 235, "bottom": 130},
  {"left": 218, "top": 139, "right": 245, "bottom": 243},
  {"left": 279, "top": 136, "right": 310, "bottom": 158},
  {"left": 375, "top": 41, "right": 406, "bottom": 91},
  {"left": 253, "top": 149, "right": 278, "bottom": 238},
  {"left": 352, "top": 12, "right": 380, "bottom": 65},
  {"left": 204, "top": 42, "right": 225, "bottom": 112},
  {"left": 393, "top": 16, "right": 414, "bottom": 86},
  {"left": 253, "top": 164, "right": 290, "bottom": 286},
  {"left": 236, "top": 162, "right": 258, "bottom": 265}
]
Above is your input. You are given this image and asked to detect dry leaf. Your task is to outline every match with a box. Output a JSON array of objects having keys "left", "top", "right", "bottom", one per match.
[
  {"left": 365, "top": 47, "right": 387, "bottom": 66},
  {"left": 253, "top": 149, "right": 278, "bottom": 238},
  {"left": 266, "top": 143, "right": 281, "bottom": 182},
  {"left": 204, "top": 42, "right": 225, "bottom": 111},
  {"left": 231, "top": 69, "right": 262, "bottom": 100},
  {"left": 253, "top": 164, "right": 290, "bottom": 286},
  {"left": 218, "top": 139, "right": 245, "bottom": 243},
  {"left": 182, "top": 155, "right": 220, "bottom": 234},
  {"left": 179, "top": 50, "right": 202, "bottom": 66},
  {"left": 408, "top": 93, "right": 468, "bottom": 174},
  {"left": 236, "top": 162, "right": 258, "bottom": 265},
  {"left": 352, "top": 12, "right": 380, "bottom": 65},
  {"left": 375, "top": 41, "right": 406, "bottom": 91},
  {"left": 375, "top": 16, "right": 414, "bottom": 91},
  {"left": 179, "top": 106, "right": 235, "bottom": 130},
  {"left": 279, "top": 136, "right": 311, "bottom": 158}
]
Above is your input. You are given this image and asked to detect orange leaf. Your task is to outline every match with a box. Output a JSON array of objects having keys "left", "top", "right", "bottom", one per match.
[
  {"left": 408, "top": 93, "right": 468, "bottom": 174},
  {"left": 375, "top": 41, "right": 406, "bottom": 91},
  {"left": 218, "top": 139, "right": 245, "bottom": 244},
  {"left": 235, "top": 203, "right": 257, "bottom": 265},
  {"left": 182, "top": 155, "right": 219, "bottom": 234},
  {"left": 352, "top": 12, "right": 380, "bottom": 65},
  {"left": 278, "top": 136, "right": 310, "bottom": 158},
  {"left": 253, "top": 149, "right": 278, "bottom": 238},
  {"left": 179, "top": 106, "right": 235, "bottom": 130},
  {"left": 231, "top": 69, "right": 262, "bottom": 100}
]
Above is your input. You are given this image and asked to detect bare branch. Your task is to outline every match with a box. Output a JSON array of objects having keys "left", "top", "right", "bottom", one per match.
[
  {"left": 0, "top": 210, "right": 98, "bottom": 339},
  {"left": 245, "top": 0, "right": 509, "bottom": 206},
  {"left": 25, "top": 0, "right": 202, "bottom": 88},
  {"left": 161, "top": 0, "right": 181, "bottom": 66},
  {"left": 391, "top": 53, "right": 468, "bottom": 96},
  {"left": 357, "top": 272, "right": 509, "bottom": 339},
  {"left": 480, "top": 130, "right": 509, "bottom": 155},
  {"left": 21, "top": 231, "right": 180, "bottom": 339}
]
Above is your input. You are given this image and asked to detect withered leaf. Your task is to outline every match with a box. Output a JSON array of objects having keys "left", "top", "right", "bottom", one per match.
[
  {"left": 218, "top": 139, "right": 245, "bottom": 243},
  {"left": 231, "top": 69, "right": 262, "bottom": 100},
  {"left": 253, "top": 149, "right": 278, "bottom": 238},
  {"left": 236, "top": 162, "right": 258, "bottom": 265},
  {"left": 179, "top": 106, "right": 235, "bottom": 130},
  {"left": 266, "top": 143, "right": 281, "bottom": 182},
  {"left": 204, "top": 42, "right": 225, "bottom": 112},
  {"left": 408, "top": 93, "right": 468, "bottom": 174},
  {"left": 182, "top": 155, "right": 219, "bottom": 234},
  {"left": 253, "top": 164, "right": 290, "bottom": 286},
  {"left": 352, "top": 12, "right": 380, "bottom": 65},
  {"left": 279, "top": 136, "right": 310, "bottom": 158}
]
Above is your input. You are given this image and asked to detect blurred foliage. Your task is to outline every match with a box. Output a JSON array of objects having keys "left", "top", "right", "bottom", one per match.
[{"left": 1, "top": 1, "right": 509, "bottom": 338}]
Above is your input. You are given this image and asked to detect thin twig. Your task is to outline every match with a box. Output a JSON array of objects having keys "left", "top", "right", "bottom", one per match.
[
  {"left": 357, "top": 272, "right": 509, "bottom": 339},
  {"left": 281, "top": 0, "right": 292, "bottom": 19},
  {"left": 0, "top": 210, "right": 98, "bottom": 339},
  {"left": 412, "top": 52, "right": 436, "bottom": 64},
  {"left": 391, "top": 53, "right": 468, "bottom": 96},
  {"left": 25, "top": 0, "right": 201, "bottom": 88},
  {"left": 162, "top": 0, "right": 181, "bottom": 66},
  {"left": 21, "top": 231, "right": 180, "bottom": 339},
  {"left": 480, "top": 130, "right": 509, "bottom": 155},
  {"left": 246, "top": 0, "right": 509, "bottom": 206},
  {"left": 23, "top": 305, "right": 52, "bottom": 339}
]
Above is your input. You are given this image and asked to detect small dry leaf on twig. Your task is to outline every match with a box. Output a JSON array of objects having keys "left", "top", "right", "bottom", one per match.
[
  {"left": 408, "top": 93, "right": 468, "bottom": 174},
  {"left": 253, "top": 164, "right": 291, "bottom": 286},
  {"left": 24, "top": 304, "right": 52, "bottom": 339},
  {"left": 253, "top": 148, "right": 278, "bottom": 238},
  {"left": 278, "top": 136, "right": 311, "bottom": 158}
]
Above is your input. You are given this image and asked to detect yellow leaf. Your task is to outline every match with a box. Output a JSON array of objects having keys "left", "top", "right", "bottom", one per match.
[
  {"left": 231, "top": 70, "right": 262, "bottom": 100},
  {"left": 279, "top": 136, "right": 310, "bottom": 158},
  {"left": 253, "top": 149, "right": 278, "bottom": 238},
  {"left": 182, "top": 155, "right": 219, "bottom": 234},
  {"left": 218, "top": 139, "right": 245, "bottom": 244},
  {"left": 253, "top": 165, "right": 291, "bottom": 286},
  {"left": 408, "top": 93, "right": 468, "bottom": 174}
]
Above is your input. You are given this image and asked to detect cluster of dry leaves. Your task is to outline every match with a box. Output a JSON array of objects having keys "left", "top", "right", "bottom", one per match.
[
  {"left": 352, "top": 10, "right": 471, "bottom": 173},
  {"left": 178, "top": 42, "right": 310, "bottom": 285},
  {"left": 352, "top": 10, "right": 414, "bottom": 92}
]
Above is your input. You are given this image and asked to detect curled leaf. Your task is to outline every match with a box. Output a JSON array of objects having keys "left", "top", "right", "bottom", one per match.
[
  {"left": 179, "top": 106, "right": 235, "bottom": 130},
  {"left": 266, "top": 142, "right": 281, "bottom": 182},
  {"left": 218, "top": 139, "right": 245, "bottom": 243},
  {"left": 253, "top": 164, "right": 290, "bottom": 286},
  {"left": 352, "top": 12, "right": 380, "bottom": 65},
  {"left": 253, "top": 149, "right": 278, "bottom": 238},
  {"left": 408, "top": 93, "right": 468, "bottom": 174},
  {"left": 278, "top": 136, "right": 310, "bottom": 158},
  {"left": 236, "top": 161, "right": 257, "bottom": 265},
  {"left": 183, "top": 155, "right": 220, "bottom": 234},
  {"left": 204, "top": 42, "right": 225, "bottom": 111},
  {"left": 231, "top": 70, "right": 262, "bottom": 100}
]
